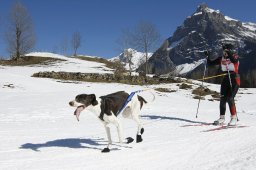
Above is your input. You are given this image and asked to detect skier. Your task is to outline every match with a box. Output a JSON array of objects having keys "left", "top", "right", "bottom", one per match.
[{"left": 204, "top": 43, "right": 240, "bottom": 126}]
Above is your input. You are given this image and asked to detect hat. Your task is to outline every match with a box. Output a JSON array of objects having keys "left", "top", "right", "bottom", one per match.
[{"left": 222, "top": 43, "right": 234, "bottom": 50}]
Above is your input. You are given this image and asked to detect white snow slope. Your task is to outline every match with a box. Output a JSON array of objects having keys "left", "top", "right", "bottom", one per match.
[
  {"left": 1, "top": 52, "right": 256, "bottom": 170},
  {"left": 175, "top": 59, "right": 205, "bottom": 75}
]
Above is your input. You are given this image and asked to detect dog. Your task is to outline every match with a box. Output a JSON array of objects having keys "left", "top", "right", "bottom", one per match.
[{"left": 69, "top": 91, "right": 153, "bottom": 152}]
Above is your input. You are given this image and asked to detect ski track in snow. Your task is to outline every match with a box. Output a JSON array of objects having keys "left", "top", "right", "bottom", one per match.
[{"left": 1, "top": 53, "right": 256, "bottom": 170}]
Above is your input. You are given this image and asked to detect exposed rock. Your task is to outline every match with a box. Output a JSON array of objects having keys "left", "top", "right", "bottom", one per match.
[{"left": 140, "top": 4, "right": 256, "bottom": 87}]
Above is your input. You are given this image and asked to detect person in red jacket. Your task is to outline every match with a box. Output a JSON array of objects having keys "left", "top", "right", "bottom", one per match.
[{"left": 205, "top": 43, "right": 240, "bottom": 126}]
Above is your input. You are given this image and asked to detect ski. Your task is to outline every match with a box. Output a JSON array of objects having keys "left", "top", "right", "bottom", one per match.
[
  {"left": 181, "top": 122, "right": 248, "bottom": 132},
  {"left": 181, "top": 122, "right": 213, "bottom": 127},
  {"left": 203, "top": 125, "right": 248, "bottom": 132}
]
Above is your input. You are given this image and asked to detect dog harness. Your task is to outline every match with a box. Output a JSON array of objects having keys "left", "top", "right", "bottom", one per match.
[{"left": 98, "top": 90, "right": 143, "bottom": 121}]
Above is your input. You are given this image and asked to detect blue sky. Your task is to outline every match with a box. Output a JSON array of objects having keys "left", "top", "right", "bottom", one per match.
[{"left": 0, "top": 0, "right": 256, "bottom": 58}]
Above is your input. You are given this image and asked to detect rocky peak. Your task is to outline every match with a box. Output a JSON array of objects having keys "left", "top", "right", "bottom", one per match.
[
  {"left": 196, "top": 3, "right": 209, "bottom": 13},
  {"left": 142, "top": 4, "right": 256, "bottom": 80}
]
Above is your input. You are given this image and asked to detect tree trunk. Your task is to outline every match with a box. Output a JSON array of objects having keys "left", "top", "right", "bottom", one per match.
[
  {"left": 145, "top": 44, "right": 148, "bottom": 82},
  {"left": 15, "top": 27, "right": 21, "bottom": 60}
]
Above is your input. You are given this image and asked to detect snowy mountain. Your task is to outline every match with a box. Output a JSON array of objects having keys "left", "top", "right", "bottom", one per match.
[
  {"left": 1, "top": 53, "right": 256, "bottom": 170},
  {"left": 175, "top": 59, "right": 205, "bottom": 75},
  {"left": 242, "top": 22, "right": 256, "bottom": 32},
  {"left": 145, "top": 4, "right": 256, "bottom": 79},
  {"left": 109, "top": 48, "right": 153, "bottom": 71}
]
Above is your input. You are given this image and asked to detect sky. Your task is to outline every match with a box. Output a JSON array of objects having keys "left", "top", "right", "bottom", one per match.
[{"left": 0, "top": 0, "right": 256, "bottom": 59}]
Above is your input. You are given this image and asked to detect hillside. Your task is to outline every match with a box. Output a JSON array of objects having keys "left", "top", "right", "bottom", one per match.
[{"left": 1, "top": 52, "right": 256, "bottom": 170}]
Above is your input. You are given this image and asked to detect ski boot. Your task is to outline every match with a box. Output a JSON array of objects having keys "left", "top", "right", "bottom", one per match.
[
  {"left": 213, "top": 115, "right": 225, "bottom": 126},
  {"left": 228, "top": 115, "right": 238, "bottom": 126}
]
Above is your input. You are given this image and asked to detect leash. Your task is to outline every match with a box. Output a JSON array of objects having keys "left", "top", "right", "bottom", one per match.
[{"left": 196, "top": 73, "right": 227, "bottom": 81}]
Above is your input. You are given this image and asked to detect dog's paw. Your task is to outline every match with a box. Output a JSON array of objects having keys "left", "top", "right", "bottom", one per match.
[
  {"left": 136, "top": 134, "right": 143, "bottom": 143},
  {"left": 126, "top": 137, "right": 134, "bottom": 144},
  {"left": 101, "top": 147, "right": 110, "bottom": 153}
]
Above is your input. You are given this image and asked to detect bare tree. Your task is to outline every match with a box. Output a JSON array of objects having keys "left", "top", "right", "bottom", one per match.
[
  {"left": 131, "top": 21, "right": 160, "bottom": 77},
  {"left": 117, "top": 29, "right": 134, "bottom": 76},
  {"left": 124, "top": 49, "right": 134, "bottom": 76},
  {"left": 5, "top": 2, "right": 36, "bottom": 60},
  {"left": 71, "top": 31, "right": 82, "bottom": 56},
  {"left": 113, "top": 60, "right": 126, "bottom": 80},
  {"left": 119, "top": 21, "right": 160, "bottom": 79}
]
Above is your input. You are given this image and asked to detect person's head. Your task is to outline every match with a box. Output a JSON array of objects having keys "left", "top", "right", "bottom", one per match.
[{"left": 222, "top": 43, "right": 235, "bottom": 57}]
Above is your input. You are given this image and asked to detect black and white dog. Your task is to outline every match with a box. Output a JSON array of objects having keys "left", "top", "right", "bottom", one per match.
[{"left": 69, "top": 91, "right": 153, "bottom": 152}]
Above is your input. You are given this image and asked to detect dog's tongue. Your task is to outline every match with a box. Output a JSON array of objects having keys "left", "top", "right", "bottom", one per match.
[{"left": 74, "top": 105, "right": 85, "bottom": 121}]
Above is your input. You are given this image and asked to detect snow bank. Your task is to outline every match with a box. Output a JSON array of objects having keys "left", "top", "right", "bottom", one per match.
[{"left": 1, "top": 55, "right": 256, "bottom": 170}]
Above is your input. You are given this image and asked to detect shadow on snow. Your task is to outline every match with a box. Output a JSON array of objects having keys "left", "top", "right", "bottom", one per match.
[
  {"left": 141, "top": 115, "right": 209, "bottom": 125},
  {"left": 20, "top": 138, "right": 106, "bottom": 151},
  {"left": 20, "top": 115, "right": 210, "bottom": 152}
]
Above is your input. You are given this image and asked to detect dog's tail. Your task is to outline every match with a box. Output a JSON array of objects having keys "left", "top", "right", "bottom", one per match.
[
  {"left": 147, "top": 90, "right": 156, "bottom": 104},
  {"left": 138, "top": 89, "right": 155, "bottom": 104}
]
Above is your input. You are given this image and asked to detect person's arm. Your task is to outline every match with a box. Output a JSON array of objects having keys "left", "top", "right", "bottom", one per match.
[
  {"left": 204, "top": 51, "right": 221, "bottom": 65},
  {"left": 227, "top": 51, "right": 239, "bottom": 63}
]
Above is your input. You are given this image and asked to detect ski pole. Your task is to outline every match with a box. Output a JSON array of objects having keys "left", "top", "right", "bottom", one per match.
[
  {"left": 225, "top": 63, "right": 232, "bottom": 89},
  {"left": 196, "top": 58, "right": 207, "bottom": 118}
]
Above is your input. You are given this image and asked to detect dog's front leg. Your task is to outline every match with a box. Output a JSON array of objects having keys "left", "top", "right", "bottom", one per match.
[
  {"left": 104, "top": 124, "right": 112, "bottom": 145},
  {"left": 114, "top": 120, "right": 134, "bottom": 144},
  {"left": 101, "top": 123, "right": 112, "bottom": 153},
  {"left": 114, "top": 120, "right": 124, "bottom": 143}
]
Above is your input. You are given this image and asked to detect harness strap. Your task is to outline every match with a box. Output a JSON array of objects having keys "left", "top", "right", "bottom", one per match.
[
  {"left": 118, "top": 90, "right": 147, "bottom": 113},
  {"left": 118, "top": 92, "right": 136, "bottom": 114},
  {"left": 98, "top": 90, "right": 145, "bottom": 121}
]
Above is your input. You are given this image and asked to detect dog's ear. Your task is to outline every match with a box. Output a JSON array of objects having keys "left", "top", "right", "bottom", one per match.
[{"left": 90, "top": 94, "right": 98, "bottom": 106}]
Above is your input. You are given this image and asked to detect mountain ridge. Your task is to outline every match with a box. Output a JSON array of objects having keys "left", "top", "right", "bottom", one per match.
[{"left": 142, "top": 4, "right": 256, "bottom": 87}]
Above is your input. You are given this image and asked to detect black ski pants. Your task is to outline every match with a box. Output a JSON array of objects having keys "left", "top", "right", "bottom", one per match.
[{"left": 220, "top": 73, "right": 240, "bottom": 116}]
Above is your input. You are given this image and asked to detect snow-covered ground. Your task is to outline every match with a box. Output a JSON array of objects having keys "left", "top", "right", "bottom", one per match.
[{"left": 1, "top": 53, "right": 256, "bottom": 170}]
